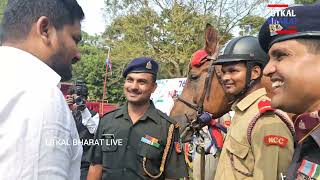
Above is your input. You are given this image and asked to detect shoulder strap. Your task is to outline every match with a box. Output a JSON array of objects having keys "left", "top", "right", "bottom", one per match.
[{"left": 247, "top": 100, "right": 295, "bottom": 146}]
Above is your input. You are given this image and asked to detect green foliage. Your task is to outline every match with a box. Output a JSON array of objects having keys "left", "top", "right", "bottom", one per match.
[
  {"left": 0, "top": 0, "right": 7, "bottom": 22},
  {"left": 72, "top": 32, "right": 126, "bottom": 104},
  {"left": 72, "top": 0, "right": 271, "bottom": 104},
  {"left": 103, "top": 5, "right": 212, "bottom": 78},
  {"left": 294, "top": 0, "right": 317, "bottom": 4},
  {"left": 239, "top": 15, "right": 266, "bottom": 36}
]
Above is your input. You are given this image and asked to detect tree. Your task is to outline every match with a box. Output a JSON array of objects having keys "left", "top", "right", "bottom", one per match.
[
  {"left": 102, "top": 0, "right": 275, "bottom": 79},
  {"left": 71, "top": 0, "right": 279, "bottom": 104},
  {"left": 294, "top": 0, "right": 318, "bottom": 4},
  {"left": 72, "top": 32, "right": 126, "bottom": 104},
  {"left": 239, "top": 15, "right": 265, "bottom": 36},
  {"left": 0, "top": 0, "right": 7, "bottom": 22},
  {"left": 103, "top": 5, "right": 208, "bottom": 78}
]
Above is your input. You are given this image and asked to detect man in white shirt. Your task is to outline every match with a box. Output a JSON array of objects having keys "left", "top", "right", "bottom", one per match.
[{"left": 0, "top": 0, "right": 85, "bottom": 179}]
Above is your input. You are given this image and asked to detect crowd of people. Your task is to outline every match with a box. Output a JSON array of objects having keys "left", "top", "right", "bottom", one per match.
[{"left": 0, "top": 0, "right": 319, "bottom": 180}]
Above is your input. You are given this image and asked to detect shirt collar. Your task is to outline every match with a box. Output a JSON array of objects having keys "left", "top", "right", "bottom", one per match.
[
  {"left": 0, "top": 46, "right": 61, "bottom": 86},
  {"left": 232, "top": 88, "right": 267, "bottom": 112},
  {"left": 115, "top": 101, "right": 160, "bottom": 124},
  {"left": 311, "top": 126, "right": 320, "bottom": 147}
]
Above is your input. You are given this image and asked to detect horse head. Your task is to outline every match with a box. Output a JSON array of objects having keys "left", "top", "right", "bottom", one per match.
[{"left": 170, "top": 24, "right": 232, "bottom": 142}]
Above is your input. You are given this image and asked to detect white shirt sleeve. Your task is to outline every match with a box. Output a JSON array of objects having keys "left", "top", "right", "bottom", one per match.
[
  {"left": 38, "top": 89, "right": 82, "bottom": 180},
  {"left": 81, "top": 108, "right": 100, "bottom": 134},
  {"left": 0, "top": 46, "right": 82, "bottom": 180}
]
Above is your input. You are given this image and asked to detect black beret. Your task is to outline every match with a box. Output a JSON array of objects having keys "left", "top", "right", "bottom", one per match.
[
  {"left": 122, "top": 57, "right": 159, "bottom": 78},
  {"left": 258, "top": 4, "right": 320, "bottom": 53}
]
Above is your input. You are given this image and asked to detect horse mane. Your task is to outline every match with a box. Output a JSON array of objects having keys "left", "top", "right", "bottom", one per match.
[{"left": 204, "top": 23, "right": 218, "bottom": 56}]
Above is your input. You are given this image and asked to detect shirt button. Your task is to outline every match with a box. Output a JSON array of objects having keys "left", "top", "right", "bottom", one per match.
[
  {"left": 127, "top": 145, "right": 131, "bottom": 149},
  {"left": 123, "top": 168, "right": 127, "bottom": 172}
]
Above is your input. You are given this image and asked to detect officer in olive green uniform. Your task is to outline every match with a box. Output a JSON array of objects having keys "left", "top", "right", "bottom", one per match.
[
  {"left": 213, "top": 36, "right": 295, "bottom": 180},
  {"left": 259, "top": 4, "right": 320, "bottom": 180},
  {"left": 87, "top": 57, "right": 188, "bottom": 180}
]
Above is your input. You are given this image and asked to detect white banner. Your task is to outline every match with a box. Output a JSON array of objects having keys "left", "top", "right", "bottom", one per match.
[{"left": 151, "top": 78, "right": 187, "bottom": 115}]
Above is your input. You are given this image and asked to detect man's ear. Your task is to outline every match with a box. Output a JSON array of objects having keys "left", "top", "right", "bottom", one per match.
[
  {"left": 36, "top": 16, "right": 54, "bottom": 45},
  {"left": 251, "top": 65, "right": 262, "bottom": 80},
  {"left": 152, "top": 82, "right": 158, "bottom": 93}
]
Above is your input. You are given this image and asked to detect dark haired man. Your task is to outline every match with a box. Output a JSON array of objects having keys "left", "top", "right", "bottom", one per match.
[
  {"left": 0, "top": 0, "right": 84, "bottom": 179},
  {"left": 87, "top": 57, "right": 188, "bottom": 180},
  {"left": 259, "top": 4, "right": 320, "bottom": 179}
]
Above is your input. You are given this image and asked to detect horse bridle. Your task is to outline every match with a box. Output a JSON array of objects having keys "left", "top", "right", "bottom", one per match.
[
  {"left": 176, "top": 55, "right": 235, "bottom": 140},
  {"left": 175, "top": 56, "right": 225, "bottom": 180},
  {"left": 177, "top": 56, "right": 221, "bottom": 120}
]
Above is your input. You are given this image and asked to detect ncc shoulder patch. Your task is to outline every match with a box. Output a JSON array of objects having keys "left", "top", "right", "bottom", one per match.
[
  {"left": 263, "top": 135, "right": 288, "bottom": 147},
  {"left": 258, "top": 99, "right": 273, "bottom": 113}
]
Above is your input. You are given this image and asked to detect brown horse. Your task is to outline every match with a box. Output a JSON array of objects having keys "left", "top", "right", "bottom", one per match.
[{"left": 169, "top": 25, "right": 274, "bottom": 142}]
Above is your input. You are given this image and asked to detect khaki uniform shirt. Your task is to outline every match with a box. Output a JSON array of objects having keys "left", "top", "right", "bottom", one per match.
[
  {"left": 214, "top": 88, "right": 294, "bottom": 180},
  {"left": 88, "top": 101, "right": 188, "bottom": 180}
]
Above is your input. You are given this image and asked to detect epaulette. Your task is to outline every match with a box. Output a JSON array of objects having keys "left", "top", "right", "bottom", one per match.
[
  {"left": 101, "top": 107, "right": 120, "bottom": 118},
  {"left": 157, "top": 110, "right": 177, "bottom": 126},
  {"left": 247, "top": 100, "right": 295, "bottom": 146},
  {"left": 257, "top": 99, "right": 273, "bottom": 113}
]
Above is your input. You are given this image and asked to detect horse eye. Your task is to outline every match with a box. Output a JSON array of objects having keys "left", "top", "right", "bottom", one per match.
[{"left": 189, "top": 74, "right": 199, "bottom": 81}]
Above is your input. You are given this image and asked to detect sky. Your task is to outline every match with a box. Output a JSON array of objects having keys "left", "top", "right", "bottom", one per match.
[
  {"left": 78, "top": 0, "right": 295, "bottom": 36},
  {"left": 77, "top": 0, "right": 107, "bottom": 36}
]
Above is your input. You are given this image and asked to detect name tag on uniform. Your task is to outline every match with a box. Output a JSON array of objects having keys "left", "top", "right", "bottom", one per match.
[
  {"left": 141, "top": 135, "right": 160, "bottom": 148},
  {"left": 297, "top": 159, "right": 320, "bottom": 179}
]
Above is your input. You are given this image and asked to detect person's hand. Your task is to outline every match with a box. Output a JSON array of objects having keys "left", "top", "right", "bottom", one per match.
[
  {"left": 66, "top": 95, "right": 74, "bottom": 105},
  {"left": 65, "top": 95, "right": 77, "bottom": 111}
]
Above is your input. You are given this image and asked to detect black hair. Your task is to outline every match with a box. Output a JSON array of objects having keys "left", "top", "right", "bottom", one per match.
[{"left": 1, "top": 0, "right": 84, "bottom": 42}]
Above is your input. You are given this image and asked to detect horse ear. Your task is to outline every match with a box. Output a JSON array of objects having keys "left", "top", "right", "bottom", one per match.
[{"left": 205, "top": 23, "right": 218, "bottom": 56}]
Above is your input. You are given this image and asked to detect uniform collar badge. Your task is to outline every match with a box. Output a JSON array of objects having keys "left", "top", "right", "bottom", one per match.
[
  {"left": 146, "top": 61, "right": 152, "bottom": 70},
  {"left": 294, "top": 111, "right": 320, "bottom": 142},
  {"left": 299, "top": 120, "right": 306, "bottom": 130}
]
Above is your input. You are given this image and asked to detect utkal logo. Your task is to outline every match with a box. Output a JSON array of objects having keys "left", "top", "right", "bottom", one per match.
[{"left": 267, "top": 4, "right": 297, "bottom": 36}]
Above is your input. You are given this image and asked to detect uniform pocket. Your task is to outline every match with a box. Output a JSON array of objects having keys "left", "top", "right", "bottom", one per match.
[
  {"left": 136, "top": 140, "right": 164, "bottom": 177},
  {"left": 137, "top": 141, "right": 163, "bottom": 161},
  {"left": 101, "top": 131, "right": 118, "bottom": 152},
  {"left": 101, "top": 130, "right": 118, "bottom": 168},
  {"left": 225, "top": 136, "right": 254, "bottom": 176}
]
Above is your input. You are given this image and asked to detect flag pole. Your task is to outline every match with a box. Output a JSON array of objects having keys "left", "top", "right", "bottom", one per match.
[{"left": 101, "top": 46, "right": 111, "bottom": 115}]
